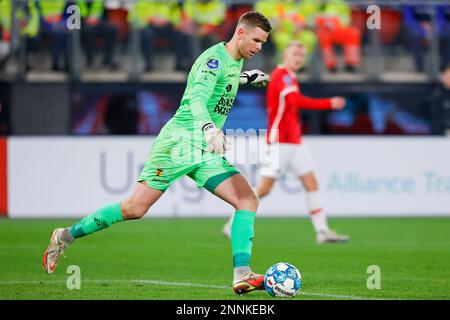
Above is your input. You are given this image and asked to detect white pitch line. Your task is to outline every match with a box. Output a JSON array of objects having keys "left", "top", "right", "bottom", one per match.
[
  {"left": 0, "top": 279, "right": 388, "bottom": 300},
  {"left": 127, "top": 280, "right": 387, "bottom": 300}
]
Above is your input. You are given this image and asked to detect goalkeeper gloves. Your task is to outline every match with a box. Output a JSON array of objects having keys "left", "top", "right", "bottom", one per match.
[
  {"left": 239, "top": 69, "right": 270, "bottom": 88},
  {"left": 203, "top": 123, "right": 230, "bottom": 154}
]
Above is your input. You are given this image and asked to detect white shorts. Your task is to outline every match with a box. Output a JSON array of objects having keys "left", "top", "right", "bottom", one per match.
[{"left": 259, "top": 143, "right": 316, "bottom": 178}]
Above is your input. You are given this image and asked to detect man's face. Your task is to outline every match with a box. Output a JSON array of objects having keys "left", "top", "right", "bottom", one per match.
[
  {"left": 283, "top": 45, "right": 306, "bottom": 72},
  {"left": 237, "top": 26, "right": 269, "bottom": 59}
]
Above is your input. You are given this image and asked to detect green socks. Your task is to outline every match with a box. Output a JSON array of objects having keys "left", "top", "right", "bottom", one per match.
[
  {"left": 231, "top": 210, "right": 256, "bottom": 268},
  {"left": 67, "top": 203, "right": 256, "bottom": 269},
  {"left": 69, "top": 202, "right": 124, "bottom": 239}
]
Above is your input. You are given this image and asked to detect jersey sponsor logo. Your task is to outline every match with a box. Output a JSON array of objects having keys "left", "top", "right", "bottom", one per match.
[
  {"left": 283, "top": 75, "right": 292, "bottom": 85},
  {"left": 201, "top": 69, "right": 217, "bottom": 77},
  {"left": 214, "top": 105, "right": 232, "bottom": 116},
  {"left": 214, "top": 96, "right": 234, "bottom": 116},
  {"left": 207, "top": 59, "right": 219, "bottom": 69}
]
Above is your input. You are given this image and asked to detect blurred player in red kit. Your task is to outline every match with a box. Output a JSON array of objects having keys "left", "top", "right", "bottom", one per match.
[{"left": 223, "top": 41, "right": 350, "bottom": 244}]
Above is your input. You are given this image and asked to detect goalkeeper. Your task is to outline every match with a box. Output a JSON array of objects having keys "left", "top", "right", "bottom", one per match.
[{"left": 43, "top": 11, "right": 272, "bottom": 295}]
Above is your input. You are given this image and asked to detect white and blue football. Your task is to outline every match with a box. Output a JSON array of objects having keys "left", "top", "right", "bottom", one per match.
[{"left": 264, "top": 262, "right": 302, "bottom": 297}]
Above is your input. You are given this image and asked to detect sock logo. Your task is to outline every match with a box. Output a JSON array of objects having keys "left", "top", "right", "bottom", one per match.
[
  {"left": 94, "top": 217, "right": 108, "bottom": 230},
  {"left": 249, "top": 237, "right": 254, "bottom": 242}
]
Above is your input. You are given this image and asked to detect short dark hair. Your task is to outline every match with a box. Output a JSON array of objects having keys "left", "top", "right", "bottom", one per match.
[{"left": 238, "top": 11, "right": 272, "bottom": 33}]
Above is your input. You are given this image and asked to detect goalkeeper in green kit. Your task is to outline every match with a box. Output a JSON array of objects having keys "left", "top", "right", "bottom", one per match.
[{"left": 43, "top": 11, "right": 272, "bottom": 295}]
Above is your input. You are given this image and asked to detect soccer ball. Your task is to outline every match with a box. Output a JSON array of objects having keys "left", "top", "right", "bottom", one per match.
[{"left": 264, "top": 262, "right": 302, "bottom": 297}]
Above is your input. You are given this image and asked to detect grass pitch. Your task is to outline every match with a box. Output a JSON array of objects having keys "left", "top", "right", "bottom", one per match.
[{"left": 0, "top": 217, "right": 449, "bottom": 300}]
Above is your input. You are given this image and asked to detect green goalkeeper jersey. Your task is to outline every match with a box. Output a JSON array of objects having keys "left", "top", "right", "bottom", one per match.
[{"left": 160, "top": 42, "right": 244, "bottom": 150}]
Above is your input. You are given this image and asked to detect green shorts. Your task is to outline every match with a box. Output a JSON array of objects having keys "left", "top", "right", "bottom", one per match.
[{"left": 138, "top": 135, "right": 239, "bottom": 192}]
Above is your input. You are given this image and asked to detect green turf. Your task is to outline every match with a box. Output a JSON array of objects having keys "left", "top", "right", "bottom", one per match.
[{"left": 0, "top": 217, "right": 449, "bottom": 300}]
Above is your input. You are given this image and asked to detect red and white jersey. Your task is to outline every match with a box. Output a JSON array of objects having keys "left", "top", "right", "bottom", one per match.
[{"left": 266, "top": 65, "right": 333, "bottom": 144}]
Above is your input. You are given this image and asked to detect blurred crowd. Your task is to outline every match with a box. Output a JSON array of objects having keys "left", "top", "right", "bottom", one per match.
[{"left": 0, "top": 0, "right": 449, "bottom": 74}]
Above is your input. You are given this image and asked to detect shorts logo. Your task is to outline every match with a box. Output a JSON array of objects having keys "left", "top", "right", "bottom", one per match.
[
  {"left": 155, "top": 168, "right": 164, "bottom": 177},
  {"left": 151, "top": 178, "right": 170, "bottom": 184},
  {"left": 207, "top": 59, "right": 219, "bottom": 69}
]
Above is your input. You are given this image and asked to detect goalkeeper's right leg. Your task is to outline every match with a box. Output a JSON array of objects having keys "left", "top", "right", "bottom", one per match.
[{"left": 42, "top": 182, "right": 163, "bottom": 273}]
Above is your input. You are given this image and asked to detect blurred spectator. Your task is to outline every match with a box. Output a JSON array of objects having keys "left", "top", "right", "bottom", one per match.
[
  {"left": 0, "top": 0, "right": 12, "bottom": 43},
  {"left": 129, "top": 0, "right": 189, "bottom": 72},
  {"left": 0, "top": 0, "right": 40, "bottom": 71},
  {"left": 403, "top": 5, "right": 450, "bottom": 73},
  {"left": 428, "top": 65, "right": 450, "bottom": 134},
  {"left": 316, "top": 0, "right": 361, "bottom": 73},
  {"left": 103, "top": 1, "right": 130, "bottom": 47},
  {"left": 79, "top": 0, "right": 119, "bottom": 70},
  {"left": 254, "top": 0, "right": 317, "bottom": 67},
  {"left": 35, "top": 0, "right": 69, "bottom": 71},
  {"left": 183, "top": 0, "right": 226, "bottom": 50},
  {"left": 253, "top": 1, "right": 279, "bottom": 30},
  {"left": 253, "top": 0, "right": 279, "bottom": 68},
  {"left": 216, "top": 4, "right": 253, "bottom": 40},
  {"left": 287, "top": 0, "right": 318, "bottom": 66}
]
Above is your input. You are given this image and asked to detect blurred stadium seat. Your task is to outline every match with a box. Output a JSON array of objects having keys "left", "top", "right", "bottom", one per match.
[
  {"left": 350, "top": 6, "right": 403, "bottom": 45},
  {"left": 350, "top": 7, "right": 368, "bottom": 38},
  {"left": 380, "top": 8, "right": 403, "bottom": 45},
  {"left": 106, "top": 7, "right": 129, "bottom": 41}
]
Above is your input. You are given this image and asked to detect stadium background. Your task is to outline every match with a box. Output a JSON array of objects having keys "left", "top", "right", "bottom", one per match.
[
  {"left": 0, "top": 0, "right": 449, "bottom": 301},
  {"left": 1, "top": 0, "right": 449, "bottom": 218}
]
